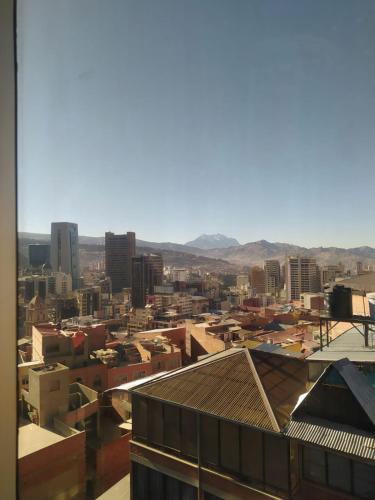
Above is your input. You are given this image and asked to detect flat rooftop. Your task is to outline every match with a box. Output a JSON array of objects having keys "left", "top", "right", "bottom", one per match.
[
  {"left": 18, "top": 423, "right": 65, "bottom": 458},
  {"left": 308, "top": 327, "right": 375, "bottom": 363}
]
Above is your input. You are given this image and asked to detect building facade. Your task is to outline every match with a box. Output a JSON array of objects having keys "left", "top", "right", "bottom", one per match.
[
  {"left": 105, "top": 232, "right": 136, "bottom": 293},
  {"left": 132, "top": 254, "right": 163, "bottom": 308},
  {"left": 264, "top": 260, "right": 281, "bottom": 296},
  {"left": 51, "top": 222, "right": 80, "bottom": 289},
  {"left": 28, "top": 244, "right": 50, "bottom": 268},
  {"left": 286, "top": 256, "right": 320, "bottom": 301}
]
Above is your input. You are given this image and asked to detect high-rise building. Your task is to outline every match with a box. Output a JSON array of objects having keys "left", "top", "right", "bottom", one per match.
[
  {"left": 28, "top": 244, "right": 50, "bottom": 268},
  {"left": 286, "top": 256, "right": 320, "bottom": 301},
  {"left": 105, "top": 232, "right": 136, "bottom": 293},
  {"left": 264, "top": 259, "right": 281, "bottom": 295},
  {"left": 132, "top": 254, "right": 163, "bottom": 308},
  {"left": 250, "top": 266, "right": 265, "bottom": 294},
  {"left": 50, "top": 222, "right": 80, "bottom": 289}
]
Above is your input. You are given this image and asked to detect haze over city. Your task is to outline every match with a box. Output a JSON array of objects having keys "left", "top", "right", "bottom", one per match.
[{"left": 18, "top": 0, "right": 375, "bottom": 248}]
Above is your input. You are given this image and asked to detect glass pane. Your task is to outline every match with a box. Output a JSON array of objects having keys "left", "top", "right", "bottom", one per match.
[
  {"left": 220, "top": 420, "right": 240, "bottom": 473},
  {"left": 264, "top": 434, "right": 289, "bottom": 491},
  {"left": 353, "top": 461, "right": 375, "bottom": 499},
  {"left": 132, "top": 395, "right": 148, "bottom": 439},
  {"left": 201, "top": 415, "right": 219, "bottom": 466},
  {"left": 303, "top": 446, "right": 326, "bottom": 485},
  {"left": 240, "top": 426, "right": 263, "bottom": 483},
  {"left": 149, "top": 399, "right": 163, "bottom": 446},
  {"left": 327, "top": 453, "right": 351, "bottom": 492},
  {"left": 181, "top": 409, "right": 197, "bottom": 458},
  {"left": 164, "top": 404, "right": 180, "bottom": 450}
]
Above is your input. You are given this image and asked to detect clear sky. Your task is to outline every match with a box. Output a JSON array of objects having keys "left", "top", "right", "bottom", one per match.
[{"left": 18, "top": 0, "right": 375, "bottom": 247}]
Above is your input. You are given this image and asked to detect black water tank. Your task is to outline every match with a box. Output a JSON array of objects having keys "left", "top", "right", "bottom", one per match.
[{"left": 325, "top": 285, "right": 352, "bottom": 318}]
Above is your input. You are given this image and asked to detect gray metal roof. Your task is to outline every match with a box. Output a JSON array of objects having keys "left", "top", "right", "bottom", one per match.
[
  {"left": 308, "top": 327, "right": 375, "bottom": 362},
  {"left": 285, "top": 416, "right": 375, "bottom": 461}
]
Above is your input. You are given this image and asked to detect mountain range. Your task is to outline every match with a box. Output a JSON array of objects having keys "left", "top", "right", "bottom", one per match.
[{"left": 18, "top": 232, "right": 375, "bottom": 271}]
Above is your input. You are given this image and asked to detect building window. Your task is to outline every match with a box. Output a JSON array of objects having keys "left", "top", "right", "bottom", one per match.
[
  {"left": 264, "top": 433, "right": 289, "bottom": 491},
  {"left": 353, "top": 461, "right": 375, "bottom": 499},
  {"left": 327, "top": 453, "right": 351, "bottom": 493},
  {"left": 164, "top": 404, "right": 180, "bottom": 451},
  {"left": 181, "top": 409, "right": 197, "bottom": 458},
  {"left": 201, "top": 415, "right": 219, "bottom": 467},
  {"left": 132, "top": 395, "right": 148, "bottom": 440},
  {"left": 240, "top": 426, "right": 263, "bottom": 483},
  {"left": 49, "top": 380, "right": 60, "bottom": 392},
  {"left": 148, "top": 399, "right": 163, "bottom": 446},
  {"left": 302, "top": 446, "right": 326, "bottom": 485},
  {"left": 220, "top": 420, "right": 240, "bottom": 473},
  {"left": 46, "top": 344, "right": 59, "bottom": 354}
]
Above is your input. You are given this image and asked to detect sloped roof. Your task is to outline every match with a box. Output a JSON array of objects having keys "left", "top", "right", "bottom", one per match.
[
  {"left": 132, "top": 347, "right": 308, "bottom": 432},
  {"left": 285, "top": 416, "right": 375, "bottom": 461},
  {"left": 332, "top": 358, "right": 375, "bottom": 426}
]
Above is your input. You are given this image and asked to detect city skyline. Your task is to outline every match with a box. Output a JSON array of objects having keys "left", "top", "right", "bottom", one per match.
[{"left": 18, "top": 0, "right": 375, "bottom": 248}]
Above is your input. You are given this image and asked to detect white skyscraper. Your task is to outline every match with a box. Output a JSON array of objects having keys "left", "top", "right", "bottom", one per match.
[{"left": 51, "top": 222, "right": 80, "bottom": 289}]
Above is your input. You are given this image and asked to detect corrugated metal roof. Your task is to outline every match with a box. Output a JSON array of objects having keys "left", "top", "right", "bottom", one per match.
[
  {"left": 133, "top": 349, "right": 277, "bottom": 431},
  {"left": 285, "top": 416, "right": 375, "bottom": 461},
  {"left": 133, "top": 348, "right": 308, "bottom": 431},
  {"left": 251, "top": 350, "right": 309, "bottom": 428}
]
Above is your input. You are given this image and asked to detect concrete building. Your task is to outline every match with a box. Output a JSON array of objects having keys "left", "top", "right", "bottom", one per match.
[
  {"left": 51, "top": 222, "right": 80, "bottom": 289},
  {"left": 53, "top": 271, "right": 73, "bottom": 295},
  {"left": 300, "top": 292, "right": 324, "bottom": 310},
  {"left": 320, "top": 264, "right": 343, "bottom": 287},
  {"left": 129, "top": 350, "right": 375, "bottom": 500},
  {"left": 28, "top": 244, "right": 50, "bottom": 268},
  {"left": 191, "top": 296, "right": 209, "bottom": 315},
  {"left": 132, "top": 254, "right": 163, "bottom": 308},
  {"left": 250, "top": 266, "right": 266, "bottom": 294},
  {"left": 286, "top": 256, "right": 320, "bottom": 301},
  {"left": 105, "top": 232, "right": 136, "bottom": 293},
  {"left": 264, "top": 259, "right": 281, "bottom": 295},
  {"left": 171, "top": 268, "right": 187, "bottom": 282},
  {"left": 127, "top": 306, "right": 156, "bottom": 335},
  {"left": 24, "top": 295, "right": 49, "bottom": 337},
  {"left": 77, "top": 286, "right": 101, "bottom": 317},
  {"left": 236, "top": 273, "right": 249, "bottom": 289}
]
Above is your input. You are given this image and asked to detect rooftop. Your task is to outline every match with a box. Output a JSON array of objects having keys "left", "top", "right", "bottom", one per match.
[
  {"left": 18, "top": 423, "right": 65, "bottom": 458},
  {"left": 308, "top": 326, "right": 375, "bottom": 362},
  {"left": 132, "top": 347, "right": 308, "bottom": 432}
]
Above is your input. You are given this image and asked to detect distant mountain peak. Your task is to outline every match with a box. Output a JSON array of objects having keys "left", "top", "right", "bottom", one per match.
[{"left": 185, "top": 233, "right": 240, "bottom": 250}]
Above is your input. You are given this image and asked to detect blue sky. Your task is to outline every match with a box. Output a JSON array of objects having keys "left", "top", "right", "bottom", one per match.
[{"left": 18, "top": 0, "right": 375, "bottom": 247}]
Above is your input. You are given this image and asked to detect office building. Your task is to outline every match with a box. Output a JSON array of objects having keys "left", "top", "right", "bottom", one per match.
[
  {"left": 28, "top": 244, "right": 50, "bottom": 268},
  {"left": 286, "top": 256, "right": 320, "bottom": 301},
  {"left": 105, "top": 232, "right": 136, "bottom": 293},
  {"left": 50, "top": 222, "right": 80, "bottom": 289},
  {"left": 132, "top": 254, "right": 163, "bottom": 308},
  {"left": 250, "top": 266, "right": 266, "bottom": 294},
  {"left": 77, "top": 286, "right": 101, "bottom": 317},
  {"left": 129, "top": 350, "right": 375, "bottom": 500},
  {"left": 264, "top": 259, "right": 281, "bottom": 295}
]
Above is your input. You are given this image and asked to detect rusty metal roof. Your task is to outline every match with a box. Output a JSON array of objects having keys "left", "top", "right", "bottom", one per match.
[
  {"left": 285, "top": 416, "right": 375, "bottom": 461},
  {"left": 133, "top": 347, "right": 308, "bottom": 431}
]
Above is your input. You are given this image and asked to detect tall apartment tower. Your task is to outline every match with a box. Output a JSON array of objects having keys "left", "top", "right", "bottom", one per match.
[
  {"left": 105, "top": 231, "right": 136, "bottom": 293},
  {"left": 250, "top": 266, "right": 266, "bottom": 295},
  {"left": 51, "top": 222, "right": 80, "bottom": 289},
  {"left": 132, "top": 254, "right": 163, "bottom": 308},
  {"left": 286, "top": 256, "right": 320, "bottom": 301},
  {"left": 264, "top": 260, "right": 281, "bottom": 296}
]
